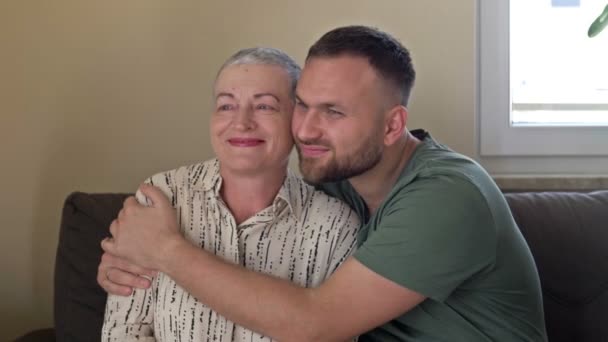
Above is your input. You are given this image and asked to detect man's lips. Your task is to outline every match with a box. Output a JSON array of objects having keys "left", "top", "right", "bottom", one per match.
[
  {"left": 298, "top": 145, "right": 330, "bottom": 157},
  {"left": 227, "top": 138, "right": 265, "bottom": 147}
]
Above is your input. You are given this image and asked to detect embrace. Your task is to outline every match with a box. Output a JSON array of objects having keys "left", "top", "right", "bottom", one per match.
[{"left": 99, "top": 25, "right": 547, "bottom": 342}]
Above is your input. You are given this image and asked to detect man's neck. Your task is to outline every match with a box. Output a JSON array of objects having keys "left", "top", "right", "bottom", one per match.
[
  {"left": 349, "top": 132, "right": 421, "bottom": 215},
  {"left": 219, "top": 166, "right": 287, "bottom": 224}
]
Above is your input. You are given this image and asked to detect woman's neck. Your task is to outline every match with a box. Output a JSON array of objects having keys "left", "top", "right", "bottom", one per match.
[{"left": 219, "top": 166, "right": 288, "bottom": 224}]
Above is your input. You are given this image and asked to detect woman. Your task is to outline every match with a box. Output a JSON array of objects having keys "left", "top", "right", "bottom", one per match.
[{"left": 101, "top": 47, "right": 360, "bottom": 342}]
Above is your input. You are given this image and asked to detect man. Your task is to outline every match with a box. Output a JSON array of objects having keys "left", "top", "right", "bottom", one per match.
[
  {"left": 101, "top": 26, "right": 547, "bottom": 341},
  {"left": 101, "top": 47, "right": 359, "bottom": 341}
]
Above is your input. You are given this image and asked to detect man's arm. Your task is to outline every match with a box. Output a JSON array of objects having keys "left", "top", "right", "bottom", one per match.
[
  {"left": 163, "top": 244, "right": 425, "bottom": 341},
  {"left": 102, "top": 185, "right": 426, "bottom": 341}
]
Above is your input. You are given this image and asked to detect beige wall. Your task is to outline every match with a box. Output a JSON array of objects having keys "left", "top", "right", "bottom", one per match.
[{"left": 0, "top": 1, "right": 475, "bottom": 339}]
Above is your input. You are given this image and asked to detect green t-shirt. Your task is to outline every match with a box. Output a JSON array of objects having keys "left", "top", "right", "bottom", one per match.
[{"left": 321, "top": 131, "right": 547, "bottom": 341}]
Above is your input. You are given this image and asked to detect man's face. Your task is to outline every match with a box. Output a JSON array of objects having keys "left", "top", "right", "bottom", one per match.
[
  {"left": 211, "top": 64, "right": 294, "bottom": 175},
  {"left": 292, "top": 55, "right": 387, "bottom": 184}
]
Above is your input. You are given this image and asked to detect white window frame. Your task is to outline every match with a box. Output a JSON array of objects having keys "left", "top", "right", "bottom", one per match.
[{"left": 478, "top": 0, "right": 608, "bottom": 157}]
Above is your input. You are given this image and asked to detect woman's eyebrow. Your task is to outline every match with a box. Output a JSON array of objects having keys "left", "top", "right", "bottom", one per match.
[
  {"left": 254, "top": 93, "right": 280, "bottom": 103},
  {"left": 215, "top": 92, "right": 235, "bottom": 100}
]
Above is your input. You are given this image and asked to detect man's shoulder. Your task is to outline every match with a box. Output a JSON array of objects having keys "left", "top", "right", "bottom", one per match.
[
  {"left": 397, "top": 142, "right": 496, "bottom": 205},
  {"left": 378, "top": 153, "right": 500, "bottom": 233}
]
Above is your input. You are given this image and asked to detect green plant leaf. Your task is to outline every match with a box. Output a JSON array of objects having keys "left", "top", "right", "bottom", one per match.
[{"left": 588, "top": 4, "right": 608, "bottom": 37}]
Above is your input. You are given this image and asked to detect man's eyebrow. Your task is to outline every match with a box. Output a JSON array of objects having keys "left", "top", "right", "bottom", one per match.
[
  {"left": 253, "top": 93, "right": 280, "bottom": 103},
  {"left": 296, "top": 95, "right": 339, "bottom": 109}
]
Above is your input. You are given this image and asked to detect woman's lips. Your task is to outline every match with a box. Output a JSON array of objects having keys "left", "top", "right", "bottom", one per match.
[{"left": 228, "top": 138, "right": 265, "bottom": 147}]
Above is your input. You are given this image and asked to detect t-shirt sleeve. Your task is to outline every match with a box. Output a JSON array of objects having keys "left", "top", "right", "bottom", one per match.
[{"left": 354, "top": 176, "right": 496, "bottom": 302}]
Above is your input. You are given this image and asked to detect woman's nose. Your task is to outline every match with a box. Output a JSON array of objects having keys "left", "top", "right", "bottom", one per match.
[{"left": 233, "top": 107, "right": 255, "bottom": 131}]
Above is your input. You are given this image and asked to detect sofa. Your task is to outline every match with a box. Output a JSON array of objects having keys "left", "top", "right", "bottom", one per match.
[{"left": 15, "top": 190, "right": 608, "bottom": 342}]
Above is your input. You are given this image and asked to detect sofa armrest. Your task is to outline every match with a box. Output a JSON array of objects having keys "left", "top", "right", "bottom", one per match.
[{"left": 54, "top": 192, "right": 130, "bottom": 342}]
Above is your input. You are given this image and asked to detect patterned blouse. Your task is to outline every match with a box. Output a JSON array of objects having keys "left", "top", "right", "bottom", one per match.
[{"left": 102, "top": 159, "right": 360, "bottom": 341}]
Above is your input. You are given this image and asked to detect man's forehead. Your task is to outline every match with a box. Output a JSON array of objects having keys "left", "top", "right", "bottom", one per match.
[
  {"left": 301, "top": 56, "right": 378, "bottom": 85},
  {"left": 303, "top": 54, "right": 371, "bottom": 69},
  {"left": 299, "top": 57, "right": 376, "bottom": 86}
]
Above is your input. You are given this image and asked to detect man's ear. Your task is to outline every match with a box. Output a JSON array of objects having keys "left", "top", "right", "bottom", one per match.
[{"left": 384, "top": 105, "right": 408, "bottom": 146}]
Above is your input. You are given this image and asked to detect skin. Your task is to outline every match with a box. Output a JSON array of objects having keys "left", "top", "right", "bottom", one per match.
[
  {"left": 293, "top": 56, "right": 386, "bottom": 185},
  {"left": 210, "top": 63, "right": 295, "bottom": 223},
  {"left": 100, "top": 55, "right": 425, "bottom": 341},
  {"left": 211, "top": 64, "right": 293, "bottom": 179}
]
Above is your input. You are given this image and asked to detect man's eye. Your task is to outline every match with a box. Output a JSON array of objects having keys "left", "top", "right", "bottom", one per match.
[{"left": 328, "top": 108, "right": 343, "bottom": 116}]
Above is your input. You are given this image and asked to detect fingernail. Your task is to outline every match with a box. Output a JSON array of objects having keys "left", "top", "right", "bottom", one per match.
[{"left": 139, "top": 278, "right": 151, "bottom": 288}]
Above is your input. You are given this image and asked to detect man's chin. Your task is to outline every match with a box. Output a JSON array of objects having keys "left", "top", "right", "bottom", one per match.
[
  {"left": 297, "top": 160, "right": 324, "bottom": 185},
  {"left": 298, "top": 156, "right": 349, "bottom": 185},
  {"left": 301, "top": 164, "right": 346, "bottom": 185}
]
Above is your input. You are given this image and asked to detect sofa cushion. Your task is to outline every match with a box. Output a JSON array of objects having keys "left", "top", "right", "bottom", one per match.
[
  {"left": 505, "top": 191, "right": 608, "bottom": 342},
  {"left": 54, "top": 192, "right": 130, "bottom": 342},
  {"left": 14, "top": 328, "right": 56, "bottom": 342}
]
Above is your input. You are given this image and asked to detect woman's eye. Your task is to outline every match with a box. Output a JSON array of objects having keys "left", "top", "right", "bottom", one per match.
[
  {"left": 256, "top": 104, "right": 276, "bottom": 111},
  {"left": 218, "top": 104, "right": 234, "bottom": 111}
]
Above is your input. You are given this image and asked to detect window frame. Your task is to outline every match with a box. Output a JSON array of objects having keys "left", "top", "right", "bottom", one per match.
[{"left": 477, "top": 0, "right": 608, "bottom": 157}]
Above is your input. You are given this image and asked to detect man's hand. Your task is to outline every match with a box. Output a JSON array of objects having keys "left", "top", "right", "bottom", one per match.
[
  {"left": 101, "top": 184, "right": 186, "bottom": 272},
  {"left": 97, "top": 251, "right": 156, "bottom": 295}
]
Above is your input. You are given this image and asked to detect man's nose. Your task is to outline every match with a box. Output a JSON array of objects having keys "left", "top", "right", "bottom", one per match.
[
  {"left": 294, "top": 109, "right": 322, "bottom": 142},
  {"left": 233, "top": 107, "right": 255, "bottom": 130}
]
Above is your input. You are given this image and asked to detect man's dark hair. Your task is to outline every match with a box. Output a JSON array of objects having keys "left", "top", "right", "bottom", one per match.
[{"left": 306, "top": 25, "right": 415, "bottom": 106}]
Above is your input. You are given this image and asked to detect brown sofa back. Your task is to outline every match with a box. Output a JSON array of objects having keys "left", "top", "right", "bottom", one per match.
[
  {"left": 504, "top": 191, "right": 608, "bottom": 342},
  {"left": 51, "top": 191, "right": 608, "bottom": 341},
  {"left": 54, "top": 192, "right": 130, "bottom": 342}
]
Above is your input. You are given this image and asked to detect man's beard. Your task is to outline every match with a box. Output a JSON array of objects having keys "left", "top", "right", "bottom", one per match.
[{"left": 296, "top": 136, "right": 383, "bottom": 185}]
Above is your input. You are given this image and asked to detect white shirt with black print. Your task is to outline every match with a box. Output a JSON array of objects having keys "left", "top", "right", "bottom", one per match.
[{"left": 102, "top": 159, "right": 360, "bottom": 342}]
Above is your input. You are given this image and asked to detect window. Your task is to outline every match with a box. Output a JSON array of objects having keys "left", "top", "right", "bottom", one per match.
[{"left": 478, "top": 0, "right": 608, "bottom": 157}]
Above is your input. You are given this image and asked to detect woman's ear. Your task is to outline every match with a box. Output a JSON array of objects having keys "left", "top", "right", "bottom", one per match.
[{"left": 384, "top": 105, "right": 408, "bottom": 146}]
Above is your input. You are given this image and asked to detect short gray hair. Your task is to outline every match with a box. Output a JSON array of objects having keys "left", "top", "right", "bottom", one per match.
[{"left": 216, "top": 47, "right": 301, "bottom": 100}]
